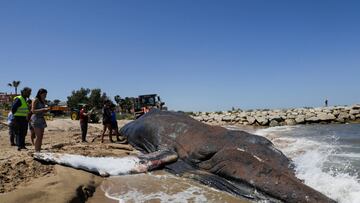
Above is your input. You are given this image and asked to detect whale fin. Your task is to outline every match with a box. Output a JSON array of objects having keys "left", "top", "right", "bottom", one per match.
[{"left": 33, "top": 150, "right": 178, "bottom": 176}]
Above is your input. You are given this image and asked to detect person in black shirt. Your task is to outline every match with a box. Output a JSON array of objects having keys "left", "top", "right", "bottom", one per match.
[
  {"left": 101, "top": 100, "right": 114, "bottom": 143},
  {"left": 79, "top": 104, "right": 90, "bottom": 142}
]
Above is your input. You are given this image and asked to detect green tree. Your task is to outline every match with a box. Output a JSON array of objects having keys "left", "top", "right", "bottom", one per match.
[
  {"left": 67, "top": 88, "right": 90, "bottom": 109},
  {"left": 89, "top": 88, "right": 110, "bottom": 109},
  {"left": 53, "top": 99, "right": 61, "bottom": 106},
  {"left": 7, "top": 80, "right": 21, "bottom": 94},
  {"left": 114, "top": 95, "right": 121, "bottom": 105},
  {"left": 123, "top": 97, "right": 134, "bottom": 113},
  {"left": 67, "top": 88, "right": 110, "bottom": 110}
]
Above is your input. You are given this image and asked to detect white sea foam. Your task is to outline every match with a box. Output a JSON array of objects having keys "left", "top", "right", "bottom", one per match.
[
  {"left": 255, "top": 127, "right": 360, "bottom": 203},
  {"left": 105, "top": 186, "right": 208, "bottom": 203},
  {"left": 255, "top": 125, "right": 299, "bottom": 135},
  {"left": 101, "top": 174, "right": 215, "bottom": 203},
  {"left": 294, "top": 150, "right": 360, "bottom": 203},
  {"left": 332, "top": 153, "right": 360, "bottom": 159}
]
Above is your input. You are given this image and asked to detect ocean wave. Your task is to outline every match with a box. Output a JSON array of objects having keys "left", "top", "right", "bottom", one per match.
[{"left": 255, "top": 125, "right": 360, "bottom": 203}]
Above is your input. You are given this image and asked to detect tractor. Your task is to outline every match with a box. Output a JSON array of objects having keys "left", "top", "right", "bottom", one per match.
[{"left": 132, "top": 94, "right": 167, "bottom": 119}]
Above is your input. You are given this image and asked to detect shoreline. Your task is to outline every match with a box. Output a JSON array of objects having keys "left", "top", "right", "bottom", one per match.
[{"left": 1, "top": 107, "right": 358, "bottom": 202}]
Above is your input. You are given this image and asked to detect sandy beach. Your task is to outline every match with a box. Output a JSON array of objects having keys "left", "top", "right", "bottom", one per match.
[
  {"left": 0, "top": 118, "right": 252, "bottom": 203},
  {"left": 0, "top": 118, "right": 136, "bottom": 202}
]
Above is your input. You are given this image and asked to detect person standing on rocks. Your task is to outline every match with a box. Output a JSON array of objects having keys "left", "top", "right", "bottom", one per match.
[
  {"left": 11, "top": 87, "right": 32, "bottom": 151},
  {"left": 325, "top": 99, "right": 328, "bottom": 107},
  {"left": 79, "top": 104, "right": 90, "bottom": 142},
  {"left": 31, "top": 88, "right": 49, "bottom": 152}
]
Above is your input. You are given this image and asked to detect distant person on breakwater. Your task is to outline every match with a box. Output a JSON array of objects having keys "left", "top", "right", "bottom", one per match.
[{"left": 325, "top": 99, "right": 328, "bottom": 107}]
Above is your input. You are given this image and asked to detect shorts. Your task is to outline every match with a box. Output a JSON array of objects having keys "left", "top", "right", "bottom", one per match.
[
  {"left": 31, "top": 117, "right": 47, "bottom": 129},
  {"left": 111, "top": 121, "right": 118, "bottom": 129}
]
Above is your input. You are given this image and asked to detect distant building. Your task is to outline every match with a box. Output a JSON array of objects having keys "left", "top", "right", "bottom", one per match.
[{"left": 0, "top": 92, "right": 18, "bottom": 107}]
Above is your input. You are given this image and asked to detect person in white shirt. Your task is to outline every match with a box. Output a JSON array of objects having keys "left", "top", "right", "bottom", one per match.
[{"left": 7, "top": 111, "right": 16, "bottom": 146}]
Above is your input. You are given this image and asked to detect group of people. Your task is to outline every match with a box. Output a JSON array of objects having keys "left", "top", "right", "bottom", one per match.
[
  {"left": 8, "top": 87, "right": 48, "bottom": 152},
  {"left": 77, "top": 100, "right": 126, "bottom": 143},
  {"left": 7, "top": 87, "right": 125, "bottom": 152}
]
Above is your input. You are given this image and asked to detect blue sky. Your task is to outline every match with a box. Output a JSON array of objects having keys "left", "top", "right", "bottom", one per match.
[{"left": 1, "top": 0, "right": 359, "bottom": 111}]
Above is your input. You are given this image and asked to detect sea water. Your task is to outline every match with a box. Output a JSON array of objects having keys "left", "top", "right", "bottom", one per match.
[
  {"left": 100, "top": 171, "right": 246, "bottom": 203},
  {"left": 255, "top": 123, "right": 360, "bottom": 203}
]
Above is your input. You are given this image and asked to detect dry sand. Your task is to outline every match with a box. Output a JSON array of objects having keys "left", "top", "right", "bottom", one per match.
[{"left": 0, "top": 118, "right": 134, "bottom": 202}]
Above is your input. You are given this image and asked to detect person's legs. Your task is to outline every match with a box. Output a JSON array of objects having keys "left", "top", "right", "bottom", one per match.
[
  {"left": 16, "top": 128, "right": 21, "bottom": 150},
  {"left": 113, "top": 123, "right": 125, "bottom": 141},
  {"left": 15, "top": 118, "right": 28, "bottom": 150},
  {"left": 20, "top": 121, "right": 28, "bottom": 149},
  {"left": 30, "top": 125, "right": 35, "bottom": 145},
  {"left": 9, "top": 124, "right": 16, "bottom": 146},
  {"left": 101, "top": 123, "right": 113, "bottom": 143},
  {"left": 14, "top": 119, "right": 21, "bottom": 149},
  {"left": 108, "top": 124, "right": 114, "bottom": 142},
  {"left": 34, "top": 128, "right": 44, "bottom": 152},
  {"left": 81, "top": 122, "right": 88, "bottom": 142},
  {"left": 101, "top": 124, "right": 106, "bottom": 143},
  {"left": 110, "top": 123, "right": 117, "bottom": 137}
]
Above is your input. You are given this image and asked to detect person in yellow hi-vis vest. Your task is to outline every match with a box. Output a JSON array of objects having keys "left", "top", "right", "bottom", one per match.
[{"left": 11, "top": 87, "right": 32, "bottom": 151}]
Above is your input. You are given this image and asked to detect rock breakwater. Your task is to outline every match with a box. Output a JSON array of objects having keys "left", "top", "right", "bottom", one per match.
[{"left": 191, "top": 104, "right": 360, "bottom": 127}]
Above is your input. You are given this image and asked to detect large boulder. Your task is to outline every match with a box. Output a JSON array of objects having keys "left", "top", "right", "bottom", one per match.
[
  {"left": 269, "top": 120, "right": 279, "bottom": 127},
  {"left": 285, "top": 118, "right": 297, "bottom": 125},
  {"left": 295, "top": 115, "right": 306, "bottom": 124},
  {"left": 246, "top": 116, "right": 256, "bottom": 125},
  {"left": 336, "top": 112, "right": 350, "bottom": 122},
  {"left": 317, "top": 113, "right": 336, "bottom": 121},
  {"left": 222, "top": 115, "right": 235, "bottom": 122},
  {"left": 351, "top": 104, "right": 360, "bottom": 110},
  {"left": 349, "top": 109, "right": 360, "bottom": 115},
  {"left": 255, "top": 116, "right": 269, "bottom": 126}
]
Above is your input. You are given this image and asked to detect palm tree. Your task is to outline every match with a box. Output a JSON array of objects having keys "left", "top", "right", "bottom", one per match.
[
  {"left": 8, "top": 80, "right": 21, "bottom": 94},
  {"left": 114, "top": 95, "right": 122, "bottom": 105}
]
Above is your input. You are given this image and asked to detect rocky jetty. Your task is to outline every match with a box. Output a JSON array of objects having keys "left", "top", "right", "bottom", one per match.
[{"left": 191, "top": 104, "right": 360, "bottom": 127}]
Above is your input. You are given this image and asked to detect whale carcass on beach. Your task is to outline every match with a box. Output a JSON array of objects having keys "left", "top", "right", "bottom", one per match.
[{"left": 34, "top": 110, "right": 336, "bottom": 203}]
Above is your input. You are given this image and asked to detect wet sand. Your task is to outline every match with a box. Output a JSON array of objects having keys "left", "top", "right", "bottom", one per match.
[{"left": 88, "top": 170, "right": 249, "bottom": 203}]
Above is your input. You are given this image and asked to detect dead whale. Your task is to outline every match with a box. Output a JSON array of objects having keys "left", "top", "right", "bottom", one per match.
[{"left": 34, "top": 110, "right": 336, "bottom": 203}]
